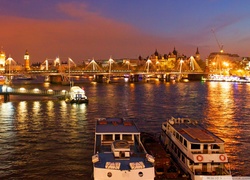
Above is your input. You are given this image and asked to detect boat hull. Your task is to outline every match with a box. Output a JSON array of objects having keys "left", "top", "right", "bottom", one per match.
[
  {"left": 93, "top": 167, "right": 155, "bottom": 180},
  {"left": 69, "top": 99, "right": 88, "bottom": 104}
]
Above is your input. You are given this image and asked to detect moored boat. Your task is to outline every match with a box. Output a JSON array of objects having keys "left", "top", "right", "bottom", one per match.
[
  {"left": 65, "top": 86, "right": 88, "bottom": 104},
  {"left": 141, "top": 132, "right": 188, "bottom": 180},
  {"left": 15, "top": 75, "right": 33, "bottom": 80},
  {"left": 92, "top": 117, "right": 155, "bottom": 180},
  {"left": 160, "top": 117, "right": 232, "bottom": 180}
]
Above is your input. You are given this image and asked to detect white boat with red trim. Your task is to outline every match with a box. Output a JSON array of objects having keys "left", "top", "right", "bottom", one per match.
[
  {"left": 160, "top": 117, "right": 232, "bottom": 180},
  {"left": 92, "top": 117, "right": 155, "bottom": 180}
]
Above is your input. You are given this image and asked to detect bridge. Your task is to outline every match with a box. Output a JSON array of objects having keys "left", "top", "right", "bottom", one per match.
[
  {"left": 2, "top": 56, "right": 207, "bottom": 84},
  {"left": 0, "top": 86, "right": 68, "bottom": 102}
]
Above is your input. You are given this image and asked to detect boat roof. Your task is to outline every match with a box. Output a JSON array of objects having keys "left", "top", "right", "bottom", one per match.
[
  {"left": 167, "top": 119, "right": 224, "bottom": 144},
  {"left": 95, "top": 118, "right": 140, "bottom": 134},
  {"left": 70, "top": 86, "right": 85, "bottom": 93}
]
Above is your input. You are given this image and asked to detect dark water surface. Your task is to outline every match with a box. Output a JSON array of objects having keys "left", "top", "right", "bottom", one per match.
[{"left": 0, "top": 80, "right": 250, "bottom": 179}]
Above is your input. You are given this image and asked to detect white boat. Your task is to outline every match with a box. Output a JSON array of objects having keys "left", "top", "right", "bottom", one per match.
[
  {"left": 65, "top": 86, "right": 88, "bottom": 104},
  {"left": 202, "top": 74, "right": 250, "bottom": 83},
  {"left": 160, "top": 117, "right": 232, "bottom": 180},
  {"left": 92, "top": 117, "right": 155, "bottom": 180}
]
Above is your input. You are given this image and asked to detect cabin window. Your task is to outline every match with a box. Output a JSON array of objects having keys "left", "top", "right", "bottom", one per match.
[
  {"left": 189, "top": 160, "right": 194, "bottom": 165},
  {"left": 179, "top": 136, "right": 183, "bottom": 143},
  {"left": 178, "top": 151, "right": 181, "bottom": 158},
  {"left": 123, "top": 134, "right": 132, "bottom": 141},
  {"left": 176, "top": 133, "right": 179, "bottom": 139},
  {"left": 191, "top": 144, "right": 200, "bottom": 149},
  {"left": 204, "top": 144, "right": 208, "bottom": 149},
  {"left": 184, "top": 139, "right": 187, "bottom": 147},
  {"left": 211, "top": 144, "right": 220, "bottom": 149},
  {"left": 103, "top": 134, "right": 113, "bottom": 141},
  {"left": 181, "top": 155, "right": 185, "bottom": 162},
  {"left": 115, "top": 134, "right": 120, "bottom": 141}
]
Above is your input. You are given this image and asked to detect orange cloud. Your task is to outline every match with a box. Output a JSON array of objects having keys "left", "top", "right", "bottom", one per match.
[{"left": 0, "top": 2, "right": 199, "bottom": 63}]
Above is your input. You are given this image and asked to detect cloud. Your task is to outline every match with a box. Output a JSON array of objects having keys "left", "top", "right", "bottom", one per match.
[
  {"left": 0, "top": 2, "right": 206, "bottom": 63},
  {"left": 0, "top": 5, "right": 156, "bottom": 62}
]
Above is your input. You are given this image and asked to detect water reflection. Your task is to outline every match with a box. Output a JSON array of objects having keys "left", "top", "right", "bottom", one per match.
[
  {"left": 0, "top": 82, "right": 250, "bottom": 178},
  {"left": 205, "top": 82, "right": 250, "bottom": 175}
]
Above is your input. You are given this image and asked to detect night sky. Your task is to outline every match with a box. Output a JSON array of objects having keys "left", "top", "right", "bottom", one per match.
[{"left": 1, "top": 0, "right": 250, "bottom": 63}]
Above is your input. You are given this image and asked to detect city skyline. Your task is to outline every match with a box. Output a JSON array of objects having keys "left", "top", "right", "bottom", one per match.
[{"left": 1, "top": 0, "right": 250, "bottom": 63}]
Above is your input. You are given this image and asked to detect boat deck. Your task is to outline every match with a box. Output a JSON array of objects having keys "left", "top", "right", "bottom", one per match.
[
  {"left": 170, "top": 120, "right": 224, "bottom": 144},
  {"left": 94, "top": 151, "right": 152, "bottom": 170}
]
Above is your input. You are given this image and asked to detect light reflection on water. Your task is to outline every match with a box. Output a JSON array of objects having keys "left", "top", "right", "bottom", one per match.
[{"left": 0, "top": 81, "right": 250, "bottom": 179}]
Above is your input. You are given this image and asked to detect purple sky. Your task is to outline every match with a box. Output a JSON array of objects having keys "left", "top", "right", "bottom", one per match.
[{"left": 0, "top": 0, "right": 250, "bottom": 64}]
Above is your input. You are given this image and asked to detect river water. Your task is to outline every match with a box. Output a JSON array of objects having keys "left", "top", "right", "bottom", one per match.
[{"left": 0, "top": 79, "right": 250, "bottom": 179}]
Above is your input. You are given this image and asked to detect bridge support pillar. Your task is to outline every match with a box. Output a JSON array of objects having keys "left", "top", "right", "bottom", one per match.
[
  {"left": 165, "top": 74, "right": 170, "bottom": 82},
  {"left": 94, "top": 75, "right": 104, "bottom": 83},
  {"left": 4, "top": 94, "right": 10, "bottom": 102},
  {"left": 159, "top": 74, "right": 164, "bottom": 82},
  {"left": 49, "top": 75, "right": 62, "bottom": 84},
  {"left": 129, "top": 74, "right": 139, "bottom": 82},
  {"left": 133, "top": 74, "right": 139, "bottom": 82}
]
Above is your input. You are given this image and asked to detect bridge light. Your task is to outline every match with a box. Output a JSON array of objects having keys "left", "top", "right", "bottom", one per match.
[
  {"left": 19, "top": 87, "right": 26, "bottom": 92},
  {"left": 47, "top": 89, "right": 54, "bottom": 94},
  {"left": 33, "top": 88, "right": 40, "bottom": 93}
]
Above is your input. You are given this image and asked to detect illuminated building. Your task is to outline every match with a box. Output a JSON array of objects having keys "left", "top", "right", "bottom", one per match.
[{"left": 207, "top": 52, "right": 240, "bottom": 73}]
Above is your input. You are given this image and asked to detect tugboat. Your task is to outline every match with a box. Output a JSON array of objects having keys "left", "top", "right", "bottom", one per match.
[
  {"left": 160, "top": 117, "right": 232, "bottom": 180},
  {"left": 65, "top": 86, "right": 88, "bottom": 104},
  {"left": 92, "top": 117, "right": 155, "bottom": 180},
  {"left": 141, "top": 132, "right": 188, "bottom": 180}
]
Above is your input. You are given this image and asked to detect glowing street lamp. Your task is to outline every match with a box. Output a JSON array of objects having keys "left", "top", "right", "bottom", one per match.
[
  {"left": 179, "top": 59, "right": 184, "bottom": 73},
  {"left": 146, "top": 59, "right": 152, "bottom": 73},
  {"left": 108, "top": 57, "right": 114, "bottom": 83},
  {"left": 125, "top": 60, "right": 130, "bottom": 70}
]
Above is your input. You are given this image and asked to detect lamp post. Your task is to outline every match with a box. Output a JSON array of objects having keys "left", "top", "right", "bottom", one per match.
[
  {"left": 179, "top": 59, "right": 184, "bottom": 73},
  {"left": 126, "top": 60, "right": 130, "bottom": 70},
  {"left": 108, "top": 57, "right": 114, "bottom": 83},
  {"left": 146, "top": 59, "right": 152, "bottom": 73}
]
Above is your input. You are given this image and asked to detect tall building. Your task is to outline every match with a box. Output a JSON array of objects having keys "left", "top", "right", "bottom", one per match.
[{"left": 24, "top": 49, "right": 30, "bottom": 71}]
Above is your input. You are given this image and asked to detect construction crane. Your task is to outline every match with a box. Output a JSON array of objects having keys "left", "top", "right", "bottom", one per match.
[{"left": 211, "top": 29, "right": 224, "bottom": 53}]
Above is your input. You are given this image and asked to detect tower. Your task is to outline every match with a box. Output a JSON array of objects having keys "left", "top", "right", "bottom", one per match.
[
  {"left": 24, "top": 49, "right": 30, "bottom": 71},
  {"left": 0, "top": 47, "right": 6, "bottom": 71},
  {"left": 195, "top": 47, "right": 201, "bottom": 61}
]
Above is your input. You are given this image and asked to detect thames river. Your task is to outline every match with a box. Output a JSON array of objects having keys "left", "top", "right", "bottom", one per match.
[{"left": 0, "top": 78, "right": 250, "bottom": 179}]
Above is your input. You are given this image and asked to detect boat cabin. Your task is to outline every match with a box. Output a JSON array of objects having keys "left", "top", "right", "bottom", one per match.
[
  {"left": 95, "top": 118, "right": 140, "bottom": 158},
  {"left": 92, "top": 118, "right": 155, "bottom": 180}
]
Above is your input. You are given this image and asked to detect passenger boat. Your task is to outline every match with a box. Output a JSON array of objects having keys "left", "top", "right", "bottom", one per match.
[
  {"left": 65, "top": 86, "right": 88, "bottom": 104},
  {"left": 15, "top": 75, "right": 33, "bottom": 80},
  {"left": 160, "top": 117, "right": 232, "bottom": 180},
  {"left": 140, "top": 132, "right": 188, "bottom": 180},
  {"left": 92, "top": 117, "right": 155, "bottom": 180}
]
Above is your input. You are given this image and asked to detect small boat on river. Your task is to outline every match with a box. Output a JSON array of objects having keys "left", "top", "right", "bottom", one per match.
[
  {"left": 141, "top": 132, "right": 188, "bottom": 180},
  {"left": 160, "top": 117, "right": 232, "bottom": 180},
  {"left": 65, "top": 86, "right": 88, "bottom": 104},
  {"left": 15, "top": 75, "right": 33, "bottom": 80},
  {"left": 92, "top": 117, "right": 155, "bottom": 180}
]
